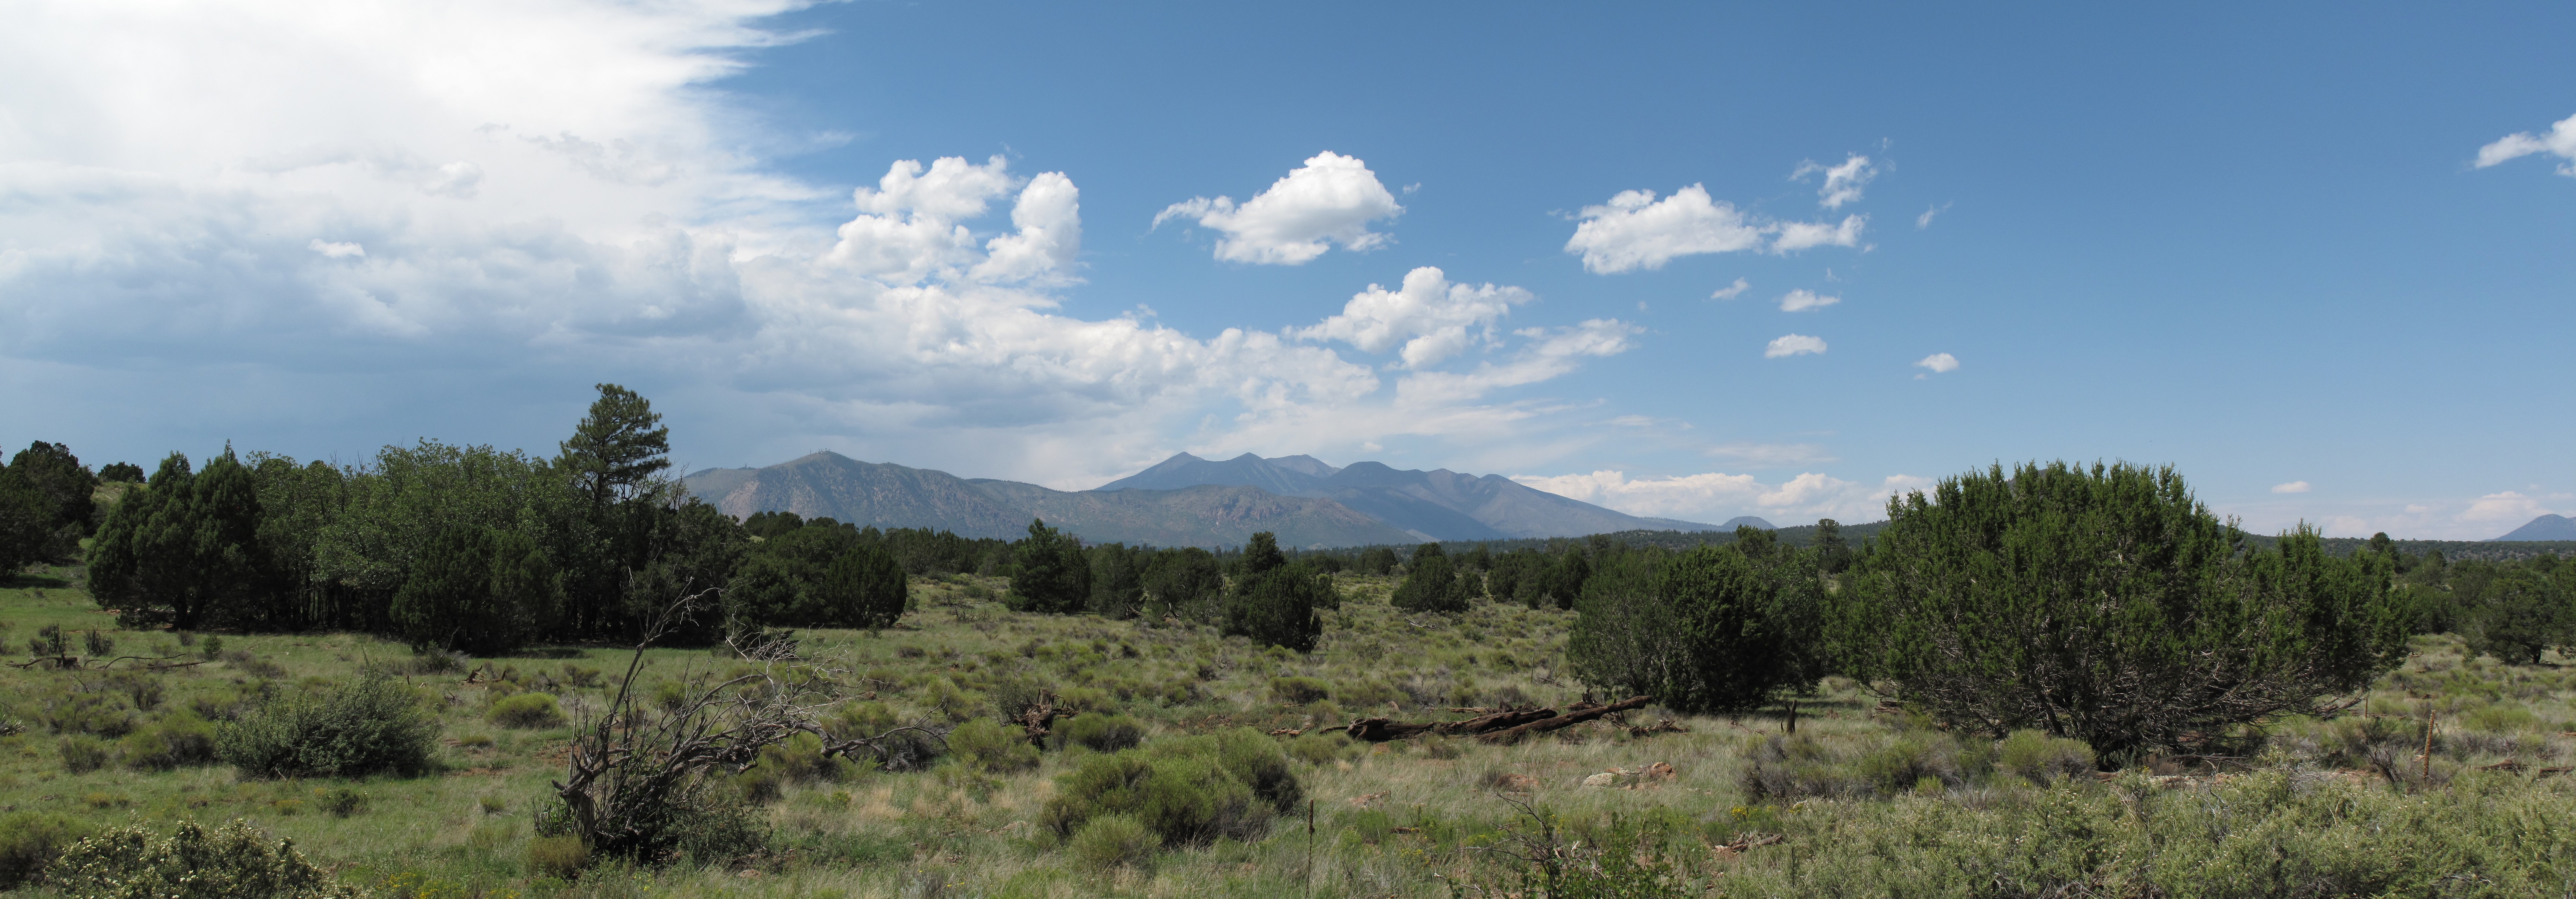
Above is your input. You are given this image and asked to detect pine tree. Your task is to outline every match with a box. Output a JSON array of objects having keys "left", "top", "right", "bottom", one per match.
[{"left": 1008, "top": 519, "right": 1091, "bottom": 614}]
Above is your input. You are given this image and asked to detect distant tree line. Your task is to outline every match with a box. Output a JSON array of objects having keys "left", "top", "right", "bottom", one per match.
[{"left": 2, "top": 386, "right": 1030, "bottom": 654}]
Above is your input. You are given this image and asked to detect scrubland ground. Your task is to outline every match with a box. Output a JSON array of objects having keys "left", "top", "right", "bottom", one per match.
[{"left": 4, "top": 566, "right": 2575, "bottom": 897}]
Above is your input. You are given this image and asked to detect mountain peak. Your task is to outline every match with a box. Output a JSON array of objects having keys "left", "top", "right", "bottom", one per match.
[{"left": 2492, "top": 513, "right": 2576, "bottom": 542}]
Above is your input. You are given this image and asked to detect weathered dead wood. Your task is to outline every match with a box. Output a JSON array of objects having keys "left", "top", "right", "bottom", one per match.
[
  {"left": 1477, "top": 696, "right": 1652, "bottom": 745},
  {"left": 1343, "top": 706, "right": 1560, "bottom": 742}
]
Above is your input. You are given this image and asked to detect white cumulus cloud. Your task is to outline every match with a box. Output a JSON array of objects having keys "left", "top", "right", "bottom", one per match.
[
  {"left": 1778, "top": 289, "right": 1838, "bottom": 312},
  {"left": 1770, "top": 215, "right": 1867, "bottom": 253},
  {"left": 2475, "top": 113, "right": 2576, "bottom": 174},
  {"left": 1710, "top": 278, "right": 1749, "bottom": 300},
  {"left": 2271, "top": 481, "right": 2311, "bottom": 494},
  {"left": 1153, "top": 152, "right": 1402, "bottom": 265},
  {"left": 1564, "top": 184, "right": 1865, "bottom": 273},
  {"left": 1916, "top": 202, "right": 1950, "bottom": 229},
  {"left": 1765, "top": 334, "right": 1827, "bottom": 358},
  {"left": 1793, "top": 154, "right": 1879, "bottom": 209},
  {"left": 1514, "top": 469, "right": 1930, "bottom": 525},
  {"left": 1914, "top": 352, "right": 1958, "bottom": 373},
  {"left": 309, "top": 239, "right": 366, "bottom": 258},
  {"left": 1292, "top": 267, "right": 1531, "bottom": 368}
]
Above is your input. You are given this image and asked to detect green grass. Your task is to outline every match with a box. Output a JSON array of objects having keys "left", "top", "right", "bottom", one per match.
[{"left": 2, "top": 567, "right": 2573, "bottom": 897}]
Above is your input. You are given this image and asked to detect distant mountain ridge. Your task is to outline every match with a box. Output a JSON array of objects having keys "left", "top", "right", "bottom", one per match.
[
  {"left": 1097, "top": 452, "right": 1714, "bottom": 541},
  {"left": 684, "top": 452, "right": 1414, "bottom": 548},
  {"left": 2492, "top": 514, "right": 2576, "bottom": 542}
]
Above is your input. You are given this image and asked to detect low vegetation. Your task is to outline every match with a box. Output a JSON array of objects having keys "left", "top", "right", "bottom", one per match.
[{"left": 3, "top": 389, "right": 2573, "bottom": 897}]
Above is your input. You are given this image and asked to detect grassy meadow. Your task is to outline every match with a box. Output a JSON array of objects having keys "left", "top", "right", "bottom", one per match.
[{"left": 5, "top": 563, "right": 2576, "bottom": 897}]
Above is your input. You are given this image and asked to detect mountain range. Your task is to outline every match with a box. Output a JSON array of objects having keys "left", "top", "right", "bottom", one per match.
[
  {"left": 2492, "top": 514, "right": 2576, "bottom": 542},
  {"left": 684, "top": 451, "right": 1722, "bottom": 548}
]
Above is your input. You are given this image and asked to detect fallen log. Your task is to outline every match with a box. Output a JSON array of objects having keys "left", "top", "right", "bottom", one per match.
[
  {"left": 1343, "top": 706, "right": 1562, "bottom": 742},
  {"left": 1477, "top": 696, "right": 1653, "bottom": 745}
]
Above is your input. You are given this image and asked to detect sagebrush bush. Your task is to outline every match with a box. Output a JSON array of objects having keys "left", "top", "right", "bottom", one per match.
[
  {"left": 44, "top": 818, "right": 361, "bottom": 899},
  {"left": 485, "top": 692, "right": 565, "bottom": 729},
  {"left": 1069, "top": 814, "right": 1156, "bottom": 871},
  {"left": 1061, "top": 713, "right": 1145, "bottom": 752},
  {"left": 1995, "top": 730, "right": 2097, "bottom": 785},
  {"left": 1269, "top": 676, "right": 1331, "bottom": 705},
  {"left": 1041, "top": 727, "right": 1300, "bottom": 847},
  {"left": 947, "top": 719, "right": 1040, "bottom": 773},
  {"left": 58, "top": 735, "right": 111, "bottom": 774},
  {"left": 0, "top": 812, "right": 87, "bottom": 890},
  {"left": 121, "top": 713, "right": 218, "bottom": 769},
  {"left": 217, "top": 672, "right": 437, "bottom": 778},
  {"left": 525, "top": 835, "right": 589, "bottom": 879}
]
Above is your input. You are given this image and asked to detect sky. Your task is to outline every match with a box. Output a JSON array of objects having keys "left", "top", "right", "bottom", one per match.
[{"left": 3, "top": 2, "right": 2571, "bottom": 539}]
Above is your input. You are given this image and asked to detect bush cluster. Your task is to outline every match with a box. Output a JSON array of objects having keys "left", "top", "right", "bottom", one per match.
[
  {"left": 217, "top": 672, "right": 437, "bottom": 778},
  {"left": 43, "top": 818, "right": 361, "bottom": 899},
  {"left": 1041, "top": 727, "right": 1301, "bottom": 850}
]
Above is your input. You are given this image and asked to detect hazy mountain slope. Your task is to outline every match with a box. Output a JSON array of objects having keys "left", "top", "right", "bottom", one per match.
[
  {"left": 966, "top": 480, "right": 1413, "bottom": 548},
  {"left": 2492, "top": 514, "right": 2576, "bottom": 541},
  {"left": 683, "top": 452, "right": 1414, "bottom": 548},
  {"left": 1093, "top": 452, "right": 1334, "bottom": 495},
  {"left": 687, "top": 452, "right": 1030, "bottom": 539},
  {"left": 1720, "top": 516, "right": 1778, "bottom": 531},
  {"left": 1093, "top": 454, "right": 1716, "bottom": 541},
  {"left": 1311, "top": 461, "right": 1713, "bottom": 540}
]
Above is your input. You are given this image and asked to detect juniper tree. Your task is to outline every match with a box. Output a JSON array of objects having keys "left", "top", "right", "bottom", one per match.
[
  {"left": 1833, "top": 461, "right": 2413, "bottom": 758},
  {"left": 1221, "top": 532, "right": 1328, "bottom": 652}
]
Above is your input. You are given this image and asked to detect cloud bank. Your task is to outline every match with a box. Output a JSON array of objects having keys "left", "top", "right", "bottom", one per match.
[
  {"left": 1514, "top": 469, "right": 1931, "bottom": 525},
  {"left": 0, "top": 2, "right": 1631, "bottom": 490}
]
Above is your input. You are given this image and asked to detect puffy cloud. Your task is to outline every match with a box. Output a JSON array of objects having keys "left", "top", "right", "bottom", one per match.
[
  {"left": 1291, "top": 267, "right": 1531, "bottom": 368},
  {"left": 1916, "top": 202, "right": 1950, "bottom": 229},
  {"left": 1563, "top": 185, "right": 1766, "bottom": 273},
  {"left": 1709, "top": 278, "right": 1749, "bottom": 300},
  {"left": 1514, "top": 469, "right": 1929, "bottom": 524},
  {"left": 1564, "top": 184, "right": 1865, "bottom": 272},
  {"left": 2460, "top": 490, "right": 2555, "bottom": 526},
  {"left": 1765, "top": 334, "right": 1827, "bottom": 358},
  {"left": 1770, "top": 215, "right": 1866, "bottom": 253},
  {"left": 1914, "top": 352, "right": 1958, "bottom": 374},
  {"left": 1153, "top": 152, "right": 1402, "bottom": 264},
  {"left": 2474, "top": 113, "right": 2576, "bottom": 174},
  {"left": 309, "top": 240, "right": 366, "bottom": 259},
  {"left": 1793, "top": 154, "right": 1879, "bottom": 209},
  {"left": 1778, "top": 289, "right": 1838, "bottom": 312},
  {"left": 2270, "top": 481, "right": 2311, "bottom": 494},
  {"left": 971, "top": 172, "right": 1083, "bottom": 285}
]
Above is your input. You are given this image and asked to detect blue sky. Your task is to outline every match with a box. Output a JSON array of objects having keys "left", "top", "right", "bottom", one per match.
[{"left": 2, "top": 2, "right": 2569, "bottom": 537}]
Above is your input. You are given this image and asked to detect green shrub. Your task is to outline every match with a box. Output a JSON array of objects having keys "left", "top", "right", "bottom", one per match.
[
  {"left": 757, "top": 732, "right": 850, "bottom": 783},
  {"left": 1041, "top": 727, "right": 1299, "bottom": 847},
  {"left": 1833, "top": 462, "right": 2414, "bottom": 758},
  {"left": 318, "top": 787, "right": 368, "bottom": 818},
  {"left": 1995, "top": 730, "right": 2096, "bottom": 785},
  {"left": 525, "top": 835, "right": 589, "bottom": 879},
  {"left": 1269, "top": 676, "right": 1331, "bottom": 705},
  {"left": 947, "top": 719, "right": 1040, "bottom": 773},
  {"left": 217, "top": 672, "right": 437, "bottom": 778},
  {"left": 121, "top": 713, "right": 218, "bottom": 769},
  {"left": 485, "top": 693, "right": 565, "bottom": 729},
  {"left": 1061, "top": 713, "right": 1145, "bottom": 752},
  {"left": 58, "top": 735, "right": 111, "bottom": 774},
  {"left": 0, "top": 812, "right": 88, "bottom": 890},
  {"left": 1069, "top": 814, "right": 1156, "bottom": 871},
  {"left": 1855, "top": 735, "right": 1964, "bottom": 794},
  {"left": 44, "top": 818, "right": 361, "bottom": 899},
  {"left": 1286, "top": 731, "right": 1354, "bottom": 766}
]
